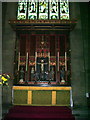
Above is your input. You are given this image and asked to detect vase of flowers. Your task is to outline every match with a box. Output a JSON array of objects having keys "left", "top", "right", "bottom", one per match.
[{"left": 0, "top": 74, "right": 10, "bottom": 86}]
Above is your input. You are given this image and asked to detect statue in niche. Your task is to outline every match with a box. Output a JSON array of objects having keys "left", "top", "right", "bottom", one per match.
[
  {"left": 45, "top": 71, "right": 49, "bottom": 80},
  {"left": 19, "top": 67, "right": 24, "bottom": 83},
  {"left": 60, "top": 67, "right": 65, "bottom": 83},
  {"left": 37, "top": 59, "right": 48, "bottom": 81},
  {"left": 41, "top": 60, "right": 44, "bottom": 72},
  {"left": 50, "top": 67, "right": 54, "bottom": 80},
  {"left": 31, "top": 67, "right": 35, "bottom": 81},
  {"left": 38, "top": 59, "right": 47, "bottom": 73},
  {"left": 48, "top": 67, "right": 54, "bottom": 81}
]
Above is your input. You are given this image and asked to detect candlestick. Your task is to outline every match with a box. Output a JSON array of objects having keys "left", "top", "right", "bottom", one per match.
[
  {"left": 58, "top": 52, "right": 59, "bottom": 71},
  {"left": 26, "top": 52, "right": 28, "bottom": 71},
  {"left": 18, "top": 52, "right": 20, "bottom": 71},
  {"left": 35, "top": 52, "right": 37, "bottom": 71},
  {"left": 48, "top": 52, "right": 50, "bottom": 71},
  {"left": 65, "top": 52, "right": 67, "bottom": 71}
]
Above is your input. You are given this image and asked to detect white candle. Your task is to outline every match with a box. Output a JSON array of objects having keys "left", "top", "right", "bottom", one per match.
[
  {"left": 26, "top": 52, "right": 28, "bottom": 71},
  {"left": 35, "top": 52, "right": 37, "bottom": 71},
  {"left": 58, "top": 52, "right": 59, "bottom": 71},
  {"left": 48, "top": 52, "right": 50, "bottom": 71},
  {"left": 18, "top": 52, "right": 20, "bottom": 71},
  {"left": 65, "top": 52, "right": 67, "bottom": 71}
]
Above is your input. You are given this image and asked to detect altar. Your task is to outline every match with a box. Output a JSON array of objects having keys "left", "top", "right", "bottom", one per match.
[{"left": 12, "top": 86, "right": 72, "bottom": 106}]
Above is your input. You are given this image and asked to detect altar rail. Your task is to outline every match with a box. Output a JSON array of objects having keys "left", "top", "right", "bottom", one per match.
[{"left": 12, "top": 86, "right": 72, "bottom": 106}]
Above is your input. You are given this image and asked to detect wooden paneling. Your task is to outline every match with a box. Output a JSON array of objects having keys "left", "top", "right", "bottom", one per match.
[
  {"left": 14, "top": 90, "right": 28, "bottom": 104},
  {"left": 56, "top": 90, "right": 70, "bottom": 106},
  {"left": 32, "top": 91, "right": 52, "bottom": 104}
]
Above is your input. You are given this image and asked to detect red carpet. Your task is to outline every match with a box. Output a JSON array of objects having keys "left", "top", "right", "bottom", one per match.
[{"left": 3, "top": 106, "right": 75, "bottom": 120}]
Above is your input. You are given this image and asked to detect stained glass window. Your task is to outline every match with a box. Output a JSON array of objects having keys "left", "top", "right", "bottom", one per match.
[
  {"left": 17, "top": 0, "right": 70, "bottom": 20},
  {"left": 60, "top": 0, "right": 69, "bottom": 20},
  {"left": 17, "top": 0, "right": 27, "bottom": 20},
  {"left": 39, "top": 0, "right": 48, "bottom": 19},
  {"left": 28, "top": 1, "right": 37, "bottom": 20},
  {"left": 50, "top": 0, "right": 59, "bottom": 19}
]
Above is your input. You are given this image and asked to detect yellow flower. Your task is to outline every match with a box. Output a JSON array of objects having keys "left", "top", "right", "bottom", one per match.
[
  {"left": 2, "top": 76, "right": 8, "bottom": 81},
  {"left": 0, "top": 82, "right": 2, "bottom": 85}
]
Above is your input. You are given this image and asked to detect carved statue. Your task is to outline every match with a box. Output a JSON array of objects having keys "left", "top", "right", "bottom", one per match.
[
  {"left": 19, "top": 67, "right": 24, "bottom": 82},
  {"left": 38, "top": 59, "right": 47, "bottom": 73},
  {"left": 60, "top": 67, "right": 65, "bottom": 80},
  {"left": 31, "top": 67, "right": 35, "bottom": 81}
]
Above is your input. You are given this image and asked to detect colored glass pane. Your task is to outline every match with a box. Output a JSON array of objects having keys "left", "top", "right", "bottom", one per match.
[
  {"left": 60, "top": 0, "right": 69, "bottom": 20},
  {"left": 17, "top": 0, "right": 27, "bottom": 20},
  {"left": 28, "top": 1, "right": 37, "bottom": 20},
  {"left": 50, "top": 0, "right": 59, "bottom": 19},
  {"left": 39, "top": 0, "right": 48, "bottom": 19},
  {"left": 17, "top": 0, "right": 70, "bottom": 20}
]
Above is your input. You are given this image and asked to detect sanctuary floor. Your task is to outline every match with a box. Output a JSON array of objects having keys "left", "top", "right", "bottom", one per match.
[{"left": 2, "top": 104, "right": 90, "bottom": 120}]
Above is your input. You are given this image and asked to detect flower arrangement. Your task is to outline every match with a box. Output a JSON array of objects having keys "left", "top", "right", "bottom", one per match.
[{"left": 0, "top": 74, "right": 10, "bottom": 86}]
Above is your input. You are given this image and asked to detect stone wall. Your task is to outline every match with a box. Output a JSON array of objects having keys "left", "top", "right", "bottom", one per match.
[
  {"left": 2, "top": 2, "right": 17, "bottom": 117},
  {"left": 0, "top": 2, "right": 2, "bottom": 119},
  {"left": 70, "top": 2, "right": 89, "bottom": 107}
]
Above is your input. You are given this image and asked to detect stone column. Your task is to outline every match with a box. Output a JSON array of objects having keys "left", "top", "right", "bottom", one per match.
[{"left": 0, "top": 2, "right": 2, "bottom": 120}]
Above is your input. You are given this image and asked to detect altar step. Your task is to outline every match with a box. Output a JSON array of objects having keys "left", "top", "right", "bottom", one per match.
[{"left": 3, "top": 106, "right": 75, "bottom": 120}]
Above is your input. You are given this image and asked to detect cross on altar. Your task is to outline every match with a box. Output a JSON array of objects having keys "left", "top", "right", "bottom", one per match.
[{"left": 38, "top": 59, "right": 48, "bottom": 73}]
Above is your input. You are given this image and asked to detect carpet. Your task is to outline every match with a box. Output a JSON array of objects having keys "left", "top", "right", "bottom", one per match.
[{"left": 3, "top": 106, "right": 75, "bottom": 120}]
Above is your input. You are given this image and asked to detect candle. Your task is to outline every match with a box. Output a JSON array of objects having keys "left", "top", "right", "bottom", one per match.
[
  {"left": 26, "top": 52, "right": 28, "bottom": 71},
  {"left": 48, "top": 52, "right": 50, "bottom": 71},
  {"left": 35, "top": 52, "right": 37, "bottom": 71},
  {"left": 58, "top": 52, "right": 59, "bottom": 71},
  {"left": 65, "top": 52, "right": 67, "bottom": 71},
  {"left": 18, "top": 52, "right": 20, "bottom": 71}
]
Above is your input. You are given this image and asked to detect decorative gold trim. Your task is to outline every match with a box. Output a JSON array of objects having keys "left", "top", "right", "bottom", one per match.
[
  {"left": 28, "top": 91, "right": 32, "bottom": 104},
  {"left": 9, "top": 19, "right": 77, "bottom": 24},
  {"left": 13, "top": 86, "right": 71, "bottom": 90},
  {"left": 9, "top": 19, "right": 77, "bottom": 31},
  {"left": 52, "top": 91, "right": 56, "bottom": 105}
]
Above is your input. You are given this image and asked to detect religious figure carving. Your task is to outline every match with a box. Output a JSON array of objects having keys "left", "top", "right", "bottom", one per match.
[
  {"left": 50, "top": 67, "right": 54, "bottom": 80},
  {"left": 38, "top": 59, "right": 47, "bottom": 73},
  {"left": 19, "top": 67, "right": 24, "bottom": 82},
  {"left": 60, "top": 67, "right": 65, "bottom": 80},
  {"left": 31, "top": 67, "right": 35, "bottom": 81},
  {"left": 60, "top": 67, "right": 65, "bottom": 83}
]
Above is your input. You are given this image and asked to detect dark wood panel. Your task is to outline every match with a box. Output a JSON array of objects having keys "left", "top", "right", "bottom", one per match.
[
  {"left": 20, "top": 35, "right": 26, "bottom": 56},
  {"left": 29, "top": 35, "right": 36, "bottom": 56}
]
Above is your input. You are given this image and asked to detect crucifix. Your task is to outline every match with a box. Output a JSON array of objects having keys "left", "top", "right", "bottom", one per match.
[{"left": 38, "top": 59, "right": 48, "bottom": 73}]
